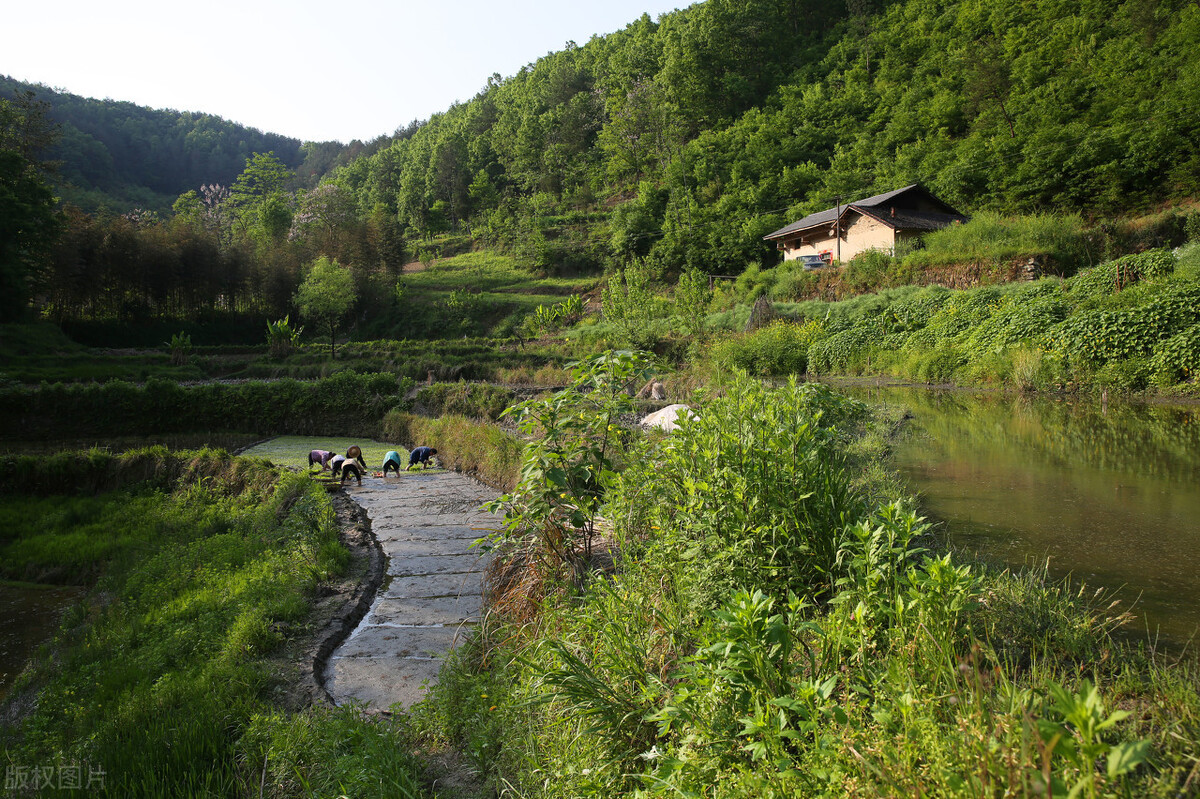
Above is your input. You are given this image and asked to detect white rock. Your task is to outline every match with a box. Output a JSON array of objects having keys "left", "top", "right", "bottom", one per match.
[{"left": 639, "top": 404, "right": 695, "bottom": 432}]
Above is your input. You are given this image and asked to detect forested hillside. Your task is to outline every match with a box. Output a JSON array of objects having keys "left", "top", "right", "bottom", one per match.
[
  {"left": 3, "top": 0, "right": 1199, "bottom": 332},
  {"left": 338, "top": 0, "right": 1200, "bottom": 273},
  {"left": 0, "top": 76, "right": 353, "bottom": 212}
]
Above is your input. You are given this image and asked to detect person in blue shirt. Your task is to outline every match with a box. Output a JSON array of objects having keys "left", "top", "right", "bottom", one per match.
[
  {"left": 407, "top": 446, "right": 438, "bottom": 470},
  {"left": 382, "top": 450, "right": 405, "bottom": 476}
]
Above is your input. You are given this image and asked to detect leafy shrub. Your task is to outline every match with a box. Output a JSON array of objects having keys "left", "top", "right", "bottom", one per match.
[
  {"left": 729, "top": 262, "right": 776, "bottom": 304},
  {"left": 769, "top": 263, "right": 821, "bottom": 301},
  {"left": 886, "top": 286, "right": 952, "bottom": 330},
  {"left": 807, "top": 325, "right": 875, "bottom": 374},
  {"left": 266, "top": 316, "right": 303, "bottom": 359},
  {"left": 614, "top": 376, "right": 866, "bottom": 612},
  {"left": 1129, "top": 248, "right": 1177, "bottom": 280},
  {"left": 708, "top": 320, "right": 825, "bottom": 376},
  {"left": 165, "top": 331, "right": 192, "bottom": 366},
  {"left": 912, "top": 342, "right": 967, "bottom": 384},
  {"left": 1094, "top": 358, "right": 1152, "bottom": 391},
  {"left": 1045, "top": 283, "right": 1200, "bottom": 366},
  {"left": 842, "top": 249, "right": 894, "bottom": 291},
  {"left": 912, "top": 287, "right": 1003, "bottom": 346},
  {"left": 601, "top": 261, "right": 670, "bottom": 348},
  {"left": 1068, "top": 248, "right": 1177, "bottom": 302},
  {"left": 527, "top": 294, "right": 585, "bottom": 334},
  {"left": 1150, "top": 323, "right": 1200, "bottom": 385},
  {"left": 960, "top": 291, "right": 1069, "bottom": 354},
  {"left": 482, "top": 351, "right": 654, "bottom": 582}
]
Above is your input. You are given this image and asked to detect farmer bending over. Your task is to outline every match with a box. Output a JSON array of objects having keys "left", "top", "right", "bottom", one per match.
[
  {"left": 407, "top": 446, "right": 438, "bottom": 470},
  {"left": 382, "top": 451, "right": 404, "bottom": 476},
  {"left": 309, "top": 449, "right": 336, "bottom": 471},
  {"left": 340, "top": 458, "right": 364, "bottom": 485},
  {"left": 345, "top": 444, "right": 367, "bottom": 470}
]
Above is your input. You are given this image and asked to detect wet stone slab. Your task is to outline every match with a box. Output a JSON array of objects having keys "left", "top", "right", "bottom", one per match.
[
  {"left": 333, "top": 624, "right": 469, "bottom": 660},
  {"left": 387, "top": 553, "right": 489, "bottom": 578},
  {"left": 375, "top": 524, "right": 489, "bottom": 543},
  {"left": 367, "top": 595, "right": 482, "bottom": 625},
  {"left": 324, "top": 471, "right": 499, "bottom": 711},
  {"left": 384, "top": 572, "right": 484, "bottom": 600},
  {"left": 384, "top": 536, "right": 489, "bottom": 556},
  {"left": 324, "top": 657, "right": 443, "bottom": 710}
]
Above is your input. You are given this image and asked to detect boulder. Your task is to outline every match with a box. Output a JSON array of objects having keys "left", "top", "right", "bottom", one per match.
[{"left": 639, "top": 404, "right": 695, "bottom": 433}]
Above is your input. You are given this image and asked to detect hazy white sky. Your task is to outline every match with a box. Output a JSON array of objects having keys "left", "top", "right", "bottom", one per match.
[{"left": 4, "top": 0, "right": 689, "bottom": 143}]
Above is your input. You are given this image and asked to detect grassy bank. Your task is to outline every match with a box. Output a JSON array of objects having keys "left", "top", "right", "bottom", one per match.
[
  {"left": 414, "top": 366, "right": 1200, "bottom": 797},
  {"left": 0, "top": 449, "right": 429, "bottom": 797},
  {"left": 703, "top": 243, "right": 1200, "bottom": 397},
  {"left": 379, "top": 252, "right": 599, "bottom": 340}
]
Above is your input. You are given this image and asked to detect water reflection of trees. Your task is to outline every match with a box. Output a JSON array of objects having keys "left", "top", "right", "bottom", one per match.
[{"left": 848, "top": 387, "right": 1200, "bottom": 483}]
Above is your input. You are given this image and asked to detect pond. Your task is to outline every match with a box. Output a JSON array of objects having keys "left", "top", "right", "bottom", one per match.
[
  {"left": 0, "top": 582, "right": 83, "bottom": 703},
  {"left": 836, "top": 383, "right": 1200, "bottom": 646}
]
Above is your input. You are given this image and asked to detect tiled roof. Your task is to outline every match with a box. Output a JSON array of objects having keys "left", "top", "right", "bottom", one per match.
[
  {"left": 764, "top": 184, "right": 965, "bottom": 240},
  {"left": 855, "top": 206, "right": 967, "bottom": 231}
]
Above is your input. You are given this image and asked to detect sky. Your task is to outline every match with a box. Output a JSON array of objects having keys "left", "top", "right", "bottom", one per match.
[{"left": 4, "top": 0, "right": 690, "bottom": 144}]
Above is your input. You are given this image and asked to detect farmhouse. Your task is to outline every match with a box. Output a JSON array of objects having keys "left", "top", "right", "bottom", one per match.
[{"left": 764, "top": 184, "right": 967, "bottom": 266}]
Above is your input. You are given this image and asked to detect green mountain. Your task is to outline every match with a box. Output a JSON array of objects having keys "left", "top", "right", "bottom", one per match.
[{"left": 0, "top": 75, "right": 351, "bottom": 213}]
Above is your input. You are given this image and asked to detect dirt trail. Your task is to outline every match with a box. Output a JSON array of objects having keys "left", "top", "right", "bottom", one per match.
[{"left": 323, "top": 471, "right": 498, "bottom": 710}]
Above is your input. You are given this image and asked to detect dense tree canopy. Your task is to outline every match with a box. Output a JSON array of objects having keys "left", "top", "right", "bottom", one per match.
[
  {"left": 338, "top": 0, "right": 1200, "bottom": 274},
  {"left": 0, "top": 92, "right": 63, "bottom": 321}
]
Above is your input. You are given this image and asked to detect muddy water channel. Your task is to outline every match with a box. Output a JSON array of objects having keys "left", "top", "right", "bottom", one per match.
[
  {"left": 838, "top": 384, "right": 1200, "bottom": 645},
  {"left": 0, "top": 582, "right": 82, "bottom": 703}
]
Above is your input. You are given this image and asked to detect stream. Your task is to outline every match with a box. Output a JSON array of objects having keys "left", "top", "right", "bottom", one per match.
[{"left": 837, "top": 383, "right": 1200, "bottom": 645}]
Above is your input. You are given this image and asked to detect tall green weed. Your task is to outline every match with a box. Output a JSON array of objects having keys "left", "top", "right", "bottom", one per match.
[
  {"left": 614, "top": 376, "right": 867, "bottom": 612},
  {"left": 905, "top": 211, "right": 1093, "bottom": 272}
]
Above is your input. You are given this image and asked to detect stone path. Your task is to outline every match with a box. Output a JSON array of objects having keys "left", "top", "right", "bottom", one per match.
[{"left": 323, "top": 471, "right": 499, "bottom": 710}]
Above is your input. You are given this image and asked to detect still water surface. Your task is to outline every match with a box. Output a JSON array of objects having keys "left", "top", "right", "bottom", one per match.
[
  {"left": 838, "top": 384, "right": 1200, "bottom": 645},
  {"left": 0, "top": 582, "right": 82, "bottom": 702}
]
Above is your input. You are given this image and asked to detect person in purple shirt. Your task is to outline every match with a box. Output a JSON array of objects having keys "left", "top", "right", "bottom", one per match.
[{"left": 308, "top": 449, "right": 336, "bottom": 471}]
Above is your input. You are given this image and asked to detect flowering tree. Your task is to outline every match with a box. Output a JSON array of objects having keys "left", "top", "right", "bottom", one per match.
[{"left": 289, "top": 183, "right": 356, "bottom": 255}]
